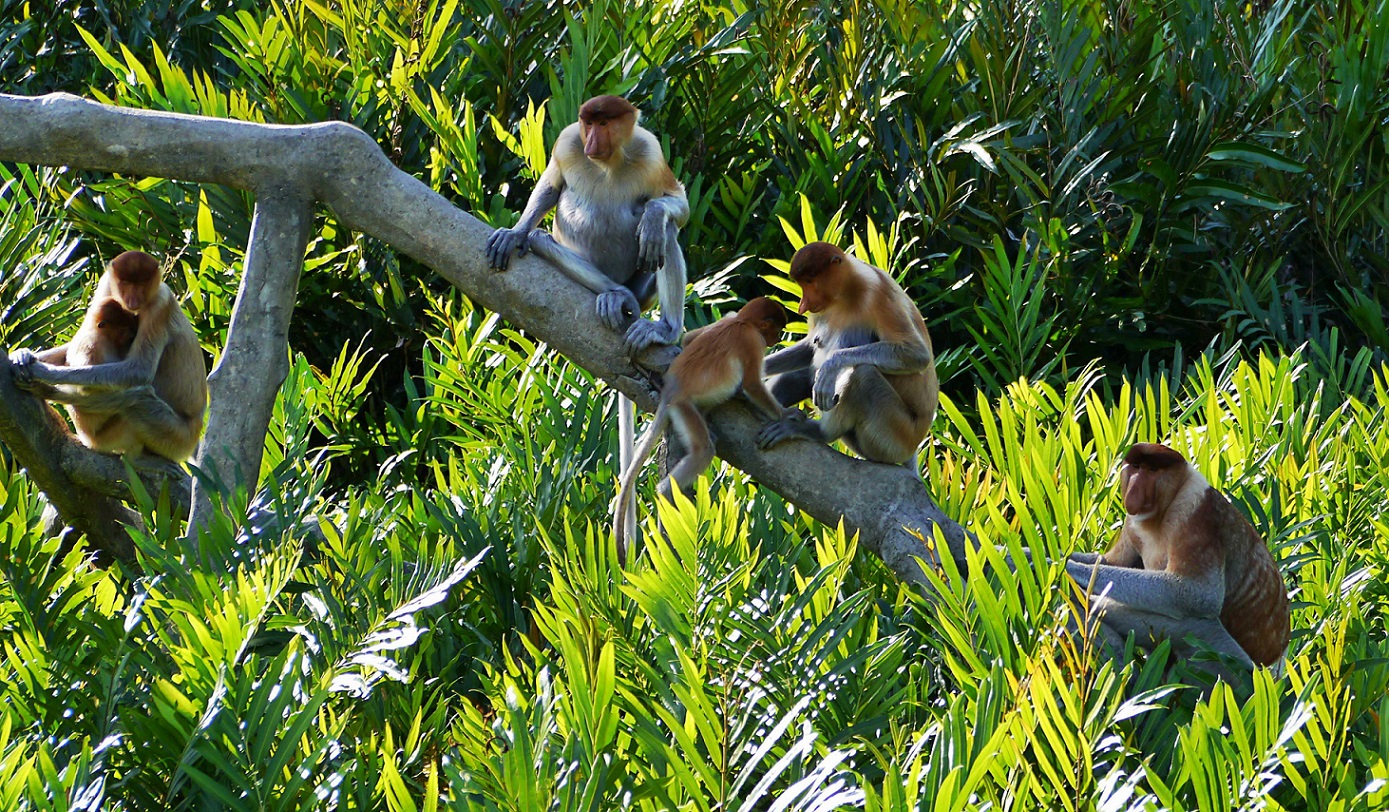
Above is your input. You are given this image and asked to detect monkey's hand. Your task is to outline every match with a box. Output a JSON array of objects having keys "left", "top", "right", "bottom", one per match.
[
  {"left": 636, "top": 208, "right": 669, "bottom": 272},
  {"left": 485, "top": 227, "right": 530, "bottom": 270},
  {"left": 623, "top": 316, "right": 679, "bottom": 354},
  {"left": 756, "top": 410, "right": 819, "bottom": 450},
  {"left": 9, "top": 349, "right": 42, "bottom": 390},
  {"left": 812, "top": 358, "right": 849, "bottom": 412},
  {"left": 597, "top": 287, "right": 641, "bottom": 332}
]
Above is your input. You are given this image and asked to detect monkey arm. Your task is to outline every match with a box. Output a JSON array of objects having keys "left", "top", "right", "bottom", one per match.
[
  {"left": 824, "top": 338, "right": 933, "bottom": 376},
  {"left": 485, "top": 165, "right": 563, "bottom": 270},
  {"left": 1067, "top": 559, "right": 1226, "bottom": 619},
  {"left": 14, "top": 351, "right": 157, "bottom": 390},
  {"left": 35, "top": 344, "right": 69, "bottom": 365},
  {"left": 814, "top": 339, "right": 932, "bottom": 413},
  {"left": 1069, "top": 531, "right": 1141, "bottom": 567},
  {"left": 636, "top": 194, "right": 690, "bottom": 273},
  {"left": 762, "top": 341, "right": 814, "bottom": 376}
]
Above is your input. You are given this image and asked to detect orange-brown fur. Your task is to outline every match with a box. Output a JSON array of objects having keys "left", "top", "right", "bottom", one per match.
[
  {"left": 1099, "top": 443, "right": 1291, "bottom": 666},
  {"left": 758, "top": 243, "right": 938, "bottom": 466},
  {"left": 63, "top": 297, "right": 139, "bottom": 447},
  {"left": 613, "top": 297, "right": 788, "bottom": 561},
  {"left": 16, "top": 251, "right": 208, "bottom": 462}
]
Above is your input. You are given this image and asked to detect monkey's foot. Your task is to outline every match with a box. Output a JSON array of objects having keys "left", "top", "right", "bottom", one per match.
[
  {"left": 622, "top": 318, "right": 677, "bottom": 355},
  {"left": 755, "top": 412, "right": 819, "bottom": 450}
]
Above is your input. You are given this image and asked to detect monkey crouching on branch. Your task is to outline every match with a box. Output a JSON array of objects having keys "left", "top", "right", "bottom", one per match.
[
  {"left": 756, "top": 242, "right": 938, "bottom": 467},
  {"left": 485, "top": 94, "right": 689, "bottom": 355},
  {"left": 486, "top": 94, "right": 690, "bottom": 541},
  {"left": 613, "top": 297, "right": 789, "bottom": 562},
  {"left": 11, "top": 250, "right": 208, "bottom": 462},
  {"left": 1068, "top": 443, "right": 1291, "bottom": 672}
]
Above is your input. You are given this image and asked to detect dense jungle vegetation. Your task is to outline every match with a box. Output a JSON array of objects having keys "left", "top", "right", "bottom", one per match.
[{"left": 1, "top": 0, "right": 1388, "bottom": 808}]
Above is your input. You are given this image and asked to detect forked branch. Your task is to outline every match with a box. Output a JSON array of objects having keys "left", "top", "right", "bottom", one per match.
[{"left": 0, "top": 92, "right": 970, "bottom": 582}]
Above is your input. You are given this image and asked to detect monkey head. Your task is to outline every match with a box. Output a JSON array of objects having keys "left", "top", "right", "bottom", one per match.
[
  {"left": 739, "top": 296, "right": 788, "bottom": 345},
  {"left": 93, "top": 297, "right": 139, "bottom": 350},
  {"left": 108, "top": 250, "right": 162, "bottom": 313},
  {"left": 578, "top": 95, "right": 639, "bottom": 164},
  {"left": 788, "top": 242, "right": 855, "bottom": 315},
  {"left": 1119, "top": 443, "right": 1191, "bottom": 521}
]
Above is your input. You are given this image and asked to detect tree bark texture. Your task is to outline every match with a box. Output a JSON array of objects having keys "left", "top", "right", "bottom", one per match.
[
  {"left": 190, "top": 187, "right": 312, "bottom": 531},
  {"left": 0, "top": 92, "right": 971, "bottom": 583}
]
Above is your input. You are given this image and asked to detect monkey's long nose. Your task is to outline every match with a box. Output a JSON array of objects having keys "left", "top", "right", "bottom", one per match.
[{"left": 797, "top": 299, "right": 810, "bottom": 315}]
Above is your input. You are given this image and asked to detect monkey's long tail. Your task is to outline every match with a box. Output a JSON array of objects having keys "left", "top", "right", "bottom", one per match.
[{"left": 613, "top": 399, "right": 669, "bottom": 565}]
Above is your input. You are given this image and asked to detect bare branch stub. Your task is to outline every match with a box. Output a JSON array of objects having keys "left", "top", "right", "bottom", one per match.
[{"left": 0, "top": 92, "right": 973, "bottom": 582}]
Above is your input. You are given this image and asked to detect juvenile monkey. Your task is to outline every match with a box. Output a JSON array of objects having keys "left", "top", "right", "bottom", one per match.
[
  {"left": 60, "top": 297, "right": 140, "bottom": 449},
  {"left": 1068, "top": 443, "right": 1291, "bottom": 669},
  {"left": 12, "top": 250, "right": 208, "bottom": 462},
  {"left": 613, "top": 297, "right": 788, "bottom": 560},
  {"left": 756, "top": 242, "right": 938, "bottom": 466}
]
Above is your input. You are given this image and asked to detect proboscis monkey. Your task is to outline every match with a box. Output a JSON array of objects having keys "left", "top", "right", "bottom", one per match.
[
  {"left": 60, "top": 296, "right": 141, "bottom": 450},
  {"left": 12, "top": 250, "right": 208, "bottom": 462},
  {"left": 612, "top": 297, "right": 788, "bottom": 562},
  {"left": 486, "top": 94, "right": 691, "bottom": 534},
  {"left": 1068, "top": 443, "right": 1291, "bottom": 671},
  {"left": 756, "top": 242, "right": 938, "bottom": 466}
]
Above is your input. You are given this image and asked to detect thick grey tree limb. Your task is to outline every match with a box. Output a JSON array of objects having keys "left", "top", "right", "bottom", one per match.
[
  {"left": 0, "top": 92, "right": 970, "bottom": 583},
  {"left": 190, "top": 186, "right": 312, "bottom": 532}
]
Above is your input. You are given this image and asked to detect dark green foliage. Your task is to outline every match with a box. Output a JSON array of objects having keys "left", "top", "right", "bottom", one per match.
[{"left": 3, "top": 0, "right": 1389, "bottom": 808}]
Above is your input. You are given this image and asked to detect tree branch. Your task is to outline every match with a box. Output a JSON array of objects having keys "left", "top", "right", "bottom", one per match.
[
  {"left": 0, "top": 92, "right": 971, "bottom": 583},
  {"left": 0, "top": 351, "right": 190, "bottom": 565},
  {"left": 190, "top": 185, "right": 313, "bottom": 532}
]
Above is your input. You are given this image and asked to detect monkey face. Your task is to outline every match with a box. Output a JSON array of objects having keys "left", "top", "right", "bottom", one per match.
[
  {"left": 1119, "top": 443, "right": 1188, "bottom": 519},
  {"left": 109, "top": 250, "right": 161, "bottom": 312},
  {"left": 578, "top": 95, "right": 638, "bottom": 163},
  {"left": 788, "top": 242, "right": 849, "bottom": 314}
]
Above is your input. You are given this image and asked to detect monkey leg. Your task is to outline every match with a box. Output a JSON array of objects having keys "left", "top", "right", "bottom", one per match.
[
  {"left": 69, "top": 386, "right": 200, "bottom": 462},
  {"left": 822, "top": 366, "right": 923, "bottom": 465},
  {"left": 623, "top": 225, "right": 687, "bottom": 354},
  {"left": 1089, "top": 597, "right": 1255, "bottom": 680},
  {"left": 768, "top": 368, "right": 813, "bottom": 407},
  {"left": 527, "top": 231, "right": 640, "bottom": 331},
  {"left": 661, "top": 403, "right": 713, "bottom": 499}
]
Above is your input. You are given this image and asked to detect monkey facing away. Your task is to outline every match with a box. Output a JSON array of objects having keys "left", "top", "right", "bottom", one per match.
[
  {"left": 59, "top": 296, "right": 141, "bottom": 450},
  {"left": 1068, "top": 443, "right": 1291, "bottom": 670},
  {"left": 756, "top": 242, "right": 938, "bottom": 467},
  {"left": 485, "top": 94, "right": 689, "bottom": 355},
  {"left": 12, "top": 250, "right": 209, "bottom": 462},
  {"left": 613, "top": 297, "right": 789, "bottom": 561}
]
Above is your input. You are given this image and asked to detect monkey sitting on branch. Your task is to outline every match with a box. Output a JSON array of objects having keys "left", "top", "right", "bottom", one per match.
[
  {"left": 1069, "top": 443, "right": 1291, "bottom": 673},
  {"left": 757, "top": 242, "right": 939, "bottom": 468},
  {"left": 613, "top": 297, "right": 789, "bottom": 563},
  {"left": 12, "top": 250, "right": 208, "bottom": 462},
  {"left": 486, "top": 94, "right": 691, "bottom": 538}
]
